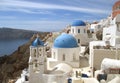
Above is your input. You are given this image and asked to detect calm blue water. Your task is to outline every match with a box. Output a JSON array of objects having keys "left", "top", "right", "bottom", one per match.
[{"left": 0, "top": 39, "right": 29, "bottom": 56}]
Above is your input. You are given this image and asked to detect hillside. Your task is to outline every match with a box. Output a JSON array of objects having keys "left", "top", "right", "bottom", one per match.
[
  {"left": 0, "top": 27, "right": 46, "bottom": 39},
  {"left": 0, "top": 32, "right": 50, "bottom": 83}
]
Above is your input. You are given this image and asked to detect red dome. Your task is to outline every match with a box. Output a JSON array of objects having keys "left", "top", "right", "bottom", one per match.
[
  {"left": 113, "top": 0, "right": 120, "bottom": 10},
  {"left": 112, "top": 0, "right": 120, "bottom": 18}
]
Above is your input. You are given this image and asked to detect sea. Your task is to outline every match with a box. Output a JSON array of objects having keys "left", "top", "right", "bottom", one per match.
[{"left": 0, "top": 39, "right": 29, "bottom": 56}]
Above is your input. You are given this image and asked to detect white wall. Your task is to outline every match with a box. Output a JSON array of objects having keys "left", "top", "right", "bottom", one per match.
[
  {"left": 71, "top": 26, "right": 86, "bottom": 35},
  {"left": 52, "top": 47, "right": 80, "bottom": 62},
  {"left": 103, "top": 25, "right": 117, "bottom": 46},
  {"left": 89, "top": 41, "right": 106, "bottom": 67},
  {"left": 71, "top": 26, "right": 90, "bottom": 45},
  {"left": 29, "top": 46, "right": 46, "bottom": 83},
  {"left": 103, "top": 14, "right": 120, "bottom": 46},
  {"left": 48, "top": 47, "right": 80, "bottom": 69}
]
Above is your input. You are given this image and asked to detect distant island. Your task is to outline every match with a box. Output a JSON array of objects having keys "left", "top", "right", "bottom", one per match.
[{"left": 0, "top": 27, "right": 46, "bottom": 39}]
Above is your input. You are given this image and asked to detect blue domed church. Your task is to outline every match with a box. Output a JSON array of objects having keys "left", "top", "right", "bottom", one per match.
[
  {"left": 27, "top": 20, "right": 93, "bottom": 83},
  {"left": 70, "top": 20, "right": 90, "bottom": 46},
  {"left": 47, "top": 33, "right": 80, "bottom": 69},
  {"left": 29, "top": 36, "right": 47, "bottom": 83},
  {"left": 47, "top": 20, "right": 91, "bottom": 69}
]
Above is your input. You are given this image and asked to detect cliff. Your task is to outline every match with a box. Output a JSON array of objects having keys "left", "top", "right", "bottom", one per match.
[
  {"left": 0, "top": 32, "right": 50, "bottom": 83},
  {"left": 0, "top": 27, "right": 46, "bottom": 39}
]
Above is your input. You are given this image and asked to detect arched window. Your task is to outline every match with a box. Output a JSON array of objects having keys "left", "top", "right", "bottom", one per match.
[
  {"left": 33, "top": 49, "right": 36, "bottom": 57},
  {"left": 33, "top": 60, "right": 40, "bottom": 73},
  {"left": 63, "top": 54, "right": 65, "bottom": 61},
  {"left": 33, "top": 60, "right": 38, "bottom": 70},
  {"left": 78, "top": 39, "right": 80, "bottom": 43},
  {"left": 73, "top": 53, "right": 76, "bottom": 61},
  {"left": 35, "top": 62, "right": 38, "bottom": 68},
  {"left": 78, "top": 29, "right": 80, "bottom": 33},
  {"left": 38, "top": 49, "right": 42, "bottom": 56}
]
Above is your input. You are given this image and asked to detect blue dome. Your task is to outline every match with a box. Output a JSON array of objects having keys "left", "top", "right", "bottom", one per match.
[
  {"left": 53, "top": 33, "right": 78, "bottom": 48},
  {"left": 32, "top": 38, "right": 44, "bottom": 47},
  {"left": 72, "top": 20, "right": 86, "bottom": 26}
]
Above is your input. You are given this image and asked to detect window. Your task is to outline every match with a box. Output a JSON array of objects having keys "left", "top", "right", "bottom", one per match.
[
  {"left": 98, "top": 25, "right": 101, "bottom": 29},
  {"left": 118, "top": 5, "right": 120, "bottom": 9},
  {"left": 53, "top": 52, "right": 56, "bottom": 59},
  {"left": 39, "top": 49, "right": 41, "bottom": 52},
  {"left": 38, "top": 49, "right": 41, "bottom": 56},
  {"left": 39, "top": 54, "right": 41, "bottom": 56},
  {"left": 116, "top": 5, "right": 120, "bottom": 10},
  {"left": 73, "top": 54, "right": 76, "bottom": 61},
  {"left": 84, "top": 29, "right": 86, "bottom": 33},
  {"left": 33, "top": 49, "right": 36, "bottom": 57},
  {"left": 35, "top": 62, "right": 38, "bottom": 67},
  {"left": 33, "top": 60, "right": 38, "bottom": 69},
  {"left": 63, "top": 54, "right": 65, "bottom": 61},
  {"left": 33, "top": 60, "right": 40, "bottom": 72},
  {"left": 72, "top": 29, "right": 74, "bottom": 34},
  {"left": 78, "top": 29, "right": 80, "bottom": 33},
  {"left": 106, "top": 33, "right": 110, "bottom": 35},
  {"left": 78, "top": 39, "right": 80, "bottom": 43},
  {"left": 117, "top": 23, "right": 120, "bottom": 31}
]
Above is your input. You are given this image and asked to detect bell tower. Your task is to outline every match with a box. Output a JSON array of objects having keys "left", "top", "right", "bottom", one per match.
[
  {"left": 29, "top": 35, "right": 46, "bottom": 83},
  {"left": 71, "top": 20, "right": 88, "bottom": 46}
]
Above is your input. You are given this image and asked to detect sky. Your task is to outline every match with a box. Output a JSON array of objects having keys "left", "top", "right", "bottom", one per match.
[{"left": 0, "top": 0, "right": 118, "bottom": 32}]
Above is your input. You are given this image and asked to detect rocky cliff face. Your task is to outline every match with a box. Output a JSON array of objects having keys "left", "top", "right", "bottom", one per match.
[{"left": 0, "top": 33, "right": 49, "bottom": 83}]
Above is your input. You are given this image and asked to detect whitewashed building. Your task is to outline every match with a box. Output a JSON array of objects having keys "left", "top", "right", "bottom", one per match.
[{"left": 103, "top": 14, "right": 120, "bottom": 47}]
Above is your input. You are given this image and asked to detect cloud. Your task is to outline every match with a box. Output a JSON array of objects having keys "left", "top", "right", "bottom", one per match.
[
  {"left": 0, "top": 0, "right": 116, "bottom": 32},
  {"left": 0, "top": 7, "right": 55, "bottom": 15},
  {"left": 0, "top": 16, "right": 17, "bottom": 19},
  {"left": 0, "top": 0, "right": 109, "bottom": 14},
  {"left": 0, "top": 20, "right": 69, "bottom": 32}
]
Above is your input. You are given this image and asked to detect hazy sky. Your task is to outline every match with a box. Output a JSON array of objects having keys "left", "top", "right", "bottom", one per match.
[{"left": 0, "top": 0, "right": 118, "bottom": 32}]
